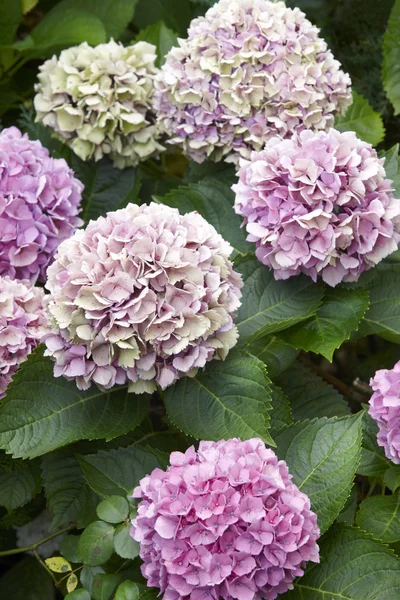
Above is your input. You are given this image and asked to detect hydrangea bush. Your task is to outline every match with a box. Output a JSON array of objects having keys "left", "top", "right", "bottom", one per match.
[{"left": 0, "top": 1, "right": 400, "bottom": 599}]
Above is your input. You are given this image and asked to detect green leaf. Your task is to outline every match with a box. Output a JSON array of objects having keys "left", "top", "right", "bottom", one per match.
[
  {"left": 0, "top": 0, "right": 21, "bottom": 44},
  {"left": 78, "top": 521, "right": 115, "bottom": 567},
  {"left": 60, "top": 0, "right": 138, "bottom": 39},
  {"left": 115, "top": 581, "right": 139, "bottom": 600},
  {"left": 65, "top": 590, "right": 91, "bottom": 600},
  {"left": 336, "top": 485, "right": 359, "bottom": 526},
  {"left": 383, "top": 0, "right": 400, "bottom": 115},
  {"left": 66, "top": 573, "right": 79, "bottom": 593},
  {"left": 0, "top": 556, "right": 55, "bottom": 600},
  {"left": 269, "top": 384, "right": 293, "bottom": 435},
  {"left": 235, "top": 256, "right": 324, "bottom": 344},
  {"left": 282, "top": 525, "right": 400, "bottom": 599},
  {"left": 356, "top": 265, "right": 400, "bottom": 342},
  {"left": 381, "top": 145, "right": 400, "bottom": 196},
  {"left": 21, "top": 0, "right": 38, "bottom": 14},
  {"left": 357, "top": 494, "right": 400, "bottom": 543},
  {"left": 80, "top": 566, "right": 105, "bottom": 595},
  {"left": 335, "top": 91, "right": 385, "bottom": 145},
  {"left": 358, "top": 411, "right": 392, "bottom": 477},
  {"left": 280, "top": 287, "right": 369, "bottom": 361},
  {"left": 60, "top": 535, "right": 81, "bottom": 563},
  {"left": 136, "top": 21, "right": 178, "bottom": 67},
  {"left": 163, "top": 352, "right": 274, "bottom": 444},
  {"left": 113, "top": 523, "right": 140, "bottom": 559},
  {"left": 0, "top": 460, "right": 41, "bottom": 510},
  {"left": 91, "top": 574, "right": 120, "bottom": 600},
  {"left": 134, "top": 0, "right": 192, "bottom": 37},
  {"left": 385, "top": 467, "right": 400, "bottom": 492},
  {"left": 0, "top": 347, "right": 149, "bottom": 459},
  {"left": 72, "top": 157, "right": 141, "bottom": 224},
  {"left": 97, "top": 496, "right": 129, "bottom": 524},
  {"left": 245, "top": 335, "right": 299, "bottom": 379},
  {"left": 41, "top": 451, "right": 98, "bottom": 529},
  {"left": 275, "top": 413, "right": 362, "bottom": 533},
  {"left": 157, "top": 179, "right": 250, "bottom": 257},
  {"left": 78, "top": 446, "right": 161, "bottom": 498},
  {"left": 15, "top": 4, "right": 107, "bottom": 51},
  {"left": 275, "top": 363, "right": 350, "bottom": 420}
]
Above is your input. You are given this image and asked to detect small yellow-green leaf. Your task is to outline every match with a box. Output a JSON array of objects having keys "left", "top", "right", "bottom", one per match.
[
  {"left": 45, "top": 556, "right": 72, "bottom": 573},
  {"left": 67, "top": 573, "right": 78, "bottom": 593},
  {"left": 21, "top": 0, "right": 38, "bottom": 14}
]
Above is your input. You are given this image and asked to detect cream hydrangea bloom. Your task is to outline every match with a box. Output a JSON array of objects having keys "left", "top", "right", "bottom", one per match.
[{"left": 34, "top": 40, "right": 164, "bottom": 168}]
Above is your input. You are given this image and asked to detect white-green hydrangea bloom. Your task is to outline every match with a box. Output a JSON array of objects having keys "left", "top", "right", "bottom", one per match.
[{"left": 34, "top": 40, "right": 164, "bottom": 168}]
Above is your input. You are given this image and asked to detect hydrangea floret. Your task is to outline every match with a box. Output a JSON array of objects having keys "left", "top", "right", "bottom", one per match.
[
  {"left": 0, "top": 127, "right": 83, "bottom": 283},
  {"left": 369, "top": 361, "right": 400, "bottom": 465},
  {"left": 0, "top": 276, "right": 48, "bottom": 398},
  {"left": 34, "top": 40, "right": 164, "bottom": 168},
  {"left": 44, "top": 202, "right": 243, "bottom": 393},
  {"left": 155, "top": 0, "right": 352, "bottom": 164},
  {"left": 131, "top": 437, "right": 320, "bottom": 600},
  {"left": 234, "top": 128, "right": 400, "bottom": 286}
]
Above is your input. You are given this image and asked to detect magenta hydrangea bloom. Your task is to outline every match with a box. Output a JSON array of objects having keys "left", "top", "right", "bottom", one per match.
[
  {"left": 44, "top": 203, "right": 243, "bottom": 393},
  {"left": 131, "top": 438, "right": 320, "bottom": 600},
  {"left": 0, "top": 276, "right": 48, "bottom": 398},
  {"left": 369, "top": 361, "right": 400, "bottom": 465},
  {"left": 234, "top": 128, "right": 400, "bottom": 286},
  {"left": 155, "top": 0, "right": 351, "bottom": 164},
  {"left": 0, "top": 127, "right": 84, "bottom": 283}
]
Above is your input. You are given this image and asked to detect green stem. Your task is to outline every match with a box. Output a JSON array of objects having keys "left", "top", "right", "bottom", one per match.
[
  {"left": 33, "top": 549, "right": 58, "bottom": 586},
  {"left": 0, "top": 525, "right": 75, "bottom": 557}
]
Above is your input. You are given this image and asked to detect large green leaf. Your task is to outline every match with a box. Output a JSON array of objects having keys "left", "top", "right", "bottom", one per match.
[
  {"left": 0, "top": 460, "right": 41, "bottom": 511},
  {"left": 0, "top": 0, "right": 21, "bottom": 44},
  {"left": 269, "top": 384, "right": 293, "bottom": 435},
  {"left": 60, "top": 0, "right": 138, "bottom": 39},
  {"left": 235, "top": 256, "right": 324, "bottom": 344},
  {"left": 78, "top": 521, "right": 115, "bottom": 567},
  {"left": 280, "top": 287, "right": 369, "bottom": 360},
  {"left": 275, "top": 363, "right": 350, "bottom": 420},
  {"left": 41, "top": 451, "right": 98, "bottom": 529},
  {"left": 275, "top": 413, "right": 362, "bottom": 533},
  {"left": 134, "top": 0, "right": 192, "bottom": 37},
  {"left": 357, "top": 494, "right": 400, "bottom": 543},
  {"left": 383, "top": 0, "right": 400, "bottom": 115},
  {"left": 157, "top": 179, "right": 250, "bottom": 257},
  {"left": 136, "top": 21, "right": 178, "bottom": 67},
  {"left": 245, "top": 335, "right": 299, "bottom": 379},
  {"left": 335, "top": 91, "right": 385, "bottom": 145},
  {"left": 358, "top": 411, "right": 392, "bottom": 477},
  {"left": 163, "top": 352, "right": 274, "bottom": 445},
  {"left": 282, "top": 525, "right": 400, "bottom": 599},
  {"left": 381, "top": 145, "right": 400, "bottom": 196},
  {"left": 72, "top": 157, "right": 140, "bottom": 224},
  {"left": 0, "top": 347, "right": 149, "bottom": 459},
  {"left": 78, "top": 446, "right": 161, "bottom": 498}
]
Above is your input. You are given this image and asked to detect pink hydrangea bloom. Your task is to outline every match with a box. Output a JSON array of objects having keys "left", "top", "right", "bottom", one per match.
[
  {"left": 131, "top": 438, "right": 320, "bottom": 600},
  {"left": 0, "top": 127, "right": 84, "bottom": 283},
  {"left": 44, "top": 203, "right": 243, "bottom": 393},
  {"left": 234, "top": 128, "right": 400, "bottom": 286},
  {"left": 369, "top": 361, "right": 400, "bottom": 465},
  {"left": 155, "top": 0, "right": 351, "bottom": 164},
  {"left": 0, "top": 276, "right": 48, "bottom": 398}
]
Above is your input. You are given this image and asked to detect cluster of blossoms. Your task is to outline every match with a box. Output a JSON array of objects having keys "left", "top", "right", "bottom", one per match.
[
  {"left": 369, "top": 362, "right": 400, "bottom": 465},
  {"left": 154, "top": 0, "right": 352, "bottom": 164},
  {"left": 34, "top": 40, "right": 164, "bottom": 168},
  {"left": 234, "top": 128, "right": 400, "bottom": 286},
  {"left": 44, "top": 202, "right": 243, "bottom": 393},
  {"left": 0, "top": 276, "right": 48, "bottom": 398},
  {"left": 131, "top": 438, "right": 320, "bottom": 600},
  {"left": 0, "top": 127, "right": 83, "bottom": 284}
]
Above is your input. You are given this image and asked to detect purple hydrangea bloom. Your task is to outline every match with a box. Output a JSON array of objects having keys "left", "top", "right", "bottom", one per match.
[
  {"left": 131, "top": 438, "right": 320, "bottom": 600},
  {"left": 369, "top": 362, "right": 400, "bottom": 465},
  {"left": 44, "top": 203, "right": 243, "bottom": 393},
  {"left": 0, "top": 276, "right": 48, "bottom": 398},
  {"left": 234, "top": 128, "right": 400, "bottom": 286},
  {"left": 155, "top": 0, "right": 351, "bottom": 164},
  {"left": 0, "top": 127, "right": 84, "bottom": 283}
]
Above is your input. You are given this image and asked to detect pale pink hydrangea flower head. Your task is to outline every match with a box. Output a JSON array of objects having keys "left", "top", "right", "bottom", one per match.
[
  {"left": 0, "top": 276, "right": 48, "bottom": 398},
  {"left": 131, "top": 437, "right": 320, "bottom": 600},
  {"left": 369, "top": 361, "right": 400, "bottom": 464},
  {"left": 44, "top": 202, "right": 243, "bottom": 393},
  {"left": 0, "top": 126, "right": 83, "bottom": 283},
  {"left": 155, "top": 0, "right": 351, "bottom": 164},
  {"left": 234, "top": 128, "right": 400, "bottom": 286}
]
